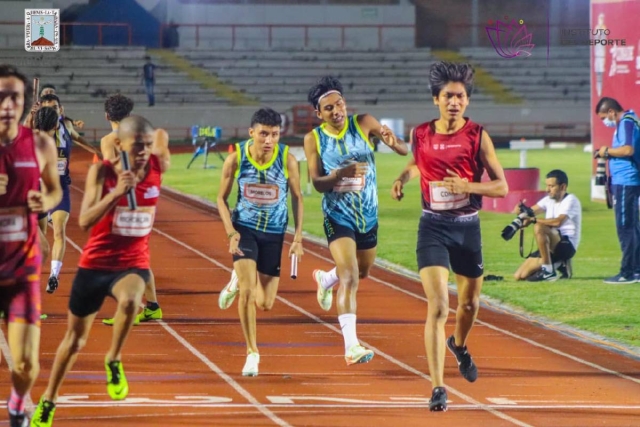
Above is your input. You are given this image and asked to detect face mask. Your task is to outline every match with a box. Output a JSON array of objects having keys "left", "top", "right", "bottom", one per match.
[{"left": 603, "top": 118, "right": 616, "bottom": 128}]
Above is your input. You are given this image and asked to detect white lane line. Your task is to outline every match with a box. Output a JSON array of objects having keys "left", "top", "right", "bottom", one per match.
[
  {"left": 160, "top": 187, "right": 640, "bottom": 378},
  {"left": 151, "top": 227, "right": 532, "bottom": 427},
  {"left": 61, "top": 232, "right": 291, "bottom": 427}
]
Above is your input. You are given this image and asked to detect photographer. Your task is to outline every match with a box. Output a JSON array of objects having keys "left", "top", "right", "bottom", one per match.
[
  {"left": 595, "top": 97, "right": 640, "bottom": 284},
  {"left": 513, "top": 170, "right": 582, "bottom": 282}
]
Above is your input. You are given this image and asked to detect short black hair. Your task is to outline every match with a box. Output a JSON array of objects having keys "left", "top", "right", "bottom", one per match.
[
  {"left": 429, "top": 61, "right": 474, "bottom": 97},
  {"left": 39, "top": 83, "right": 56, "bottom": 97},
  {"left": 104, "top": 94, "right": 134, "bottom": 122},
  {"left": 40, "top": 93, "right": 61, "bottom": 107},
  {"left": 34, "top": 106, "right": 59, "bottom": 132},
  {"left": 307, "top": 75, "right": 344, "bottom": 109},
  {"left": 250, "top": 107, "right": 282, "bottom": 128},
  {"left": 0, "top": 64, "right": 32, "bottom": 121},
  {"left": 595, "top": 97, "right": 623, "bottom": 114},
  {"left": 546, "top": 169, "right": 568, "bottom": 186}
]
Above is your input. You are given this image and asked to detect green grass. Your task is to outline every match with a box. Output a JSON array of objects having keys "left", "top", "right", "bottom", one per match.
[{"left": 165, "top": 148, "right": 640, "bottom": 348}]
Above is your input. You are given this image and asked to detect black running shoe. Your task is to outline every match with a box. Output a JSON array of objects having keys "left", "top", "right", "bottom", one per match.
[
  {"left": 46, "top": 276, "right": 58, "bottom": 294},
  {"left": 446, "top": 335, "right": 478, "bottom": 382},
  {"left": 8, "top": 411, "right": 28, "bottom": 427},
  {"left": 429, "top": 387, "right": 448, "bottom": 412}
]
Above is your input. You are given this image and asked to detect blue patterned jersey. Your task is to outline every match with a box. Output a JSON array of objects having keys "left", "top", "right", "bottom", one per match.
[
  {"left": 232, "top": 140, "right": 290, "bottom": 234},
  {"left": 55, "top": 119, "right": 72, "bottom": 179},
  {"left": 313, "top": 115, "right": 377, "bottom": 233}
]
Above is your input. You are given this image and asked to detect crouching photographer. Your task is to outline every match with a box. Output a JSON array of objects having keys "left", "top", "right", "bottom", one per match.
[{"left": 512, "top": 170, "right": 582, "bottom": 282}]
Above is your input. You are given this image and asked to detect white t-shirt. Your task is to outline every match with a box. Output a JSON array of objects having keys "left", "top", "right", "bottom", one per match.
[{"left": 536, "top": 194, "right": 582, "bottom": 250}]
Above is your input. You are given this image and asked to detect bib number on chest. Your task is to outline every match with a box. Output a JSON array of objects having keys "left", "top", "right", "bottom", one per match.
[
  {"left": 243, "top": 183, "right": 280, "bottom": 205},
  {"left": 429, "top": 181, "right": 470, "bottom": 211},
  {"left": 57, "top": 158, "right": 67, "bottom": 176},
  {"left": 333, "top": 176, "right": 365, "bottom": 193},
  {"left": 112, "top": 206, "right": 155, "bottom": 237},
  {"left": 0, "top": 206, "right": 28, "bottom": 242}
]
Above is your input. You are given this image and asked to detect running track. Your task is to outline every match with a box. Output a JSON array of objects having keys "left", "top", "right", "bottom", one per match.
[{"left": 2, "top": 153, "right": 640, "bottom": 426}]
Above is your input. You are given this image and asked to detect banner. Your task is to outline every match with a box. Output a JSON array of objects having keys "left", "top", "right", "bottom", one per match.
[{"left": 590, "top": 0, "right": 640, "bottom": 200}]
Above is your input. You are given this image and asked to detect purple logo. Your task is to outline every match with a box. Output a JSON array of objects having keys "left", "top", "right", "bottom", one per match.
[{"left": 486, "top": 18, "right": 535, "bottom": 58}]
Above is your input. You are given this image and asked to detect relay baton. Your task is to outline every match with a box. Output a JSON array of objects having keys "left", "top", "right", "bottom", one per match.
[
  {"left": 33, "top": 78, "right": 39, "bottom": 101},
  {"left": 120, "top": 151, "right": 138, "bottom": 211},
  {"left": 290, "top": 254, "right": 298, "bottom": 279}
]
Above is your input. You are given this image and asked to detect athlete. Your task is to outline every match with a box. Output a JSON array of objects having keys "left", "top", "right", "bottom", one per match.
[
  {"left": 391, "top": 61, "right": 508, "bottom": 411},
  {"left": 303, "top": 76, "right": 408, "bottom": 365},
  {"left": 99, "top": 94, "right": 168, "bottom": 325},
  {"left": 0, "top": 65, "right": 62, "bottom": 427},
  {"left": 217, "top": 107, "right": 304, "bottom": 376},
  {"left": 31, "top": 115, "right": 166, "bottom": 426}
]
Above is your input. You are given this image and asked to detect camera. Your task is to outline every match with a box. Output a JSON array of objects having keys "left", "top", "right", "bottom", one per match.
[
  {"left": 501, "top": 201, "right": 536, "bottom": 241},
  {"left": 594, "top": 154, "right": 607, "bottom": 186}
]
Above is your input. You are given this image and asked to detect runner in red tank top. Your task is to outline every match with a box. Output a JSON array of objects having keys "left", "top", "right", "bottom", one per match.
[
  {"left": 32, "top": 115, "right": 168, "bottom": 427},
  {"left": 0, "top": 65, "right": 62, "bottom": 427},
  {"left": 391, "top": 62, "right": 508, "bottom": 412}
]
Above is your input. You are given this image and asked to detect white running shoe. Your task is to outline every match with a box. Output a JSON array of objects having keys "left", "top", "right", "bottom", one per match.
[
  {"left": 345, "top": 344, "right": 374, "bottom": 366},
  {"left": 242, "top": 352, "right": 260, "bottom": 377},
  {"left": 218, "top": 270, "right": 239, "bottom": 310},
  {"left": 313, "top": 269, "right": 333, "bottom": 311}
]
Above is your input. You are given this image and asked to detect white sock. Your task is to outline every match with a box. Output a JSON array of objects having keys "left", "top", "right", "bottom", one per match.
[
  {"left": 50, "top": 261, "right": 62, "bottom": 278},
  {"left": 338, "top": 313, "right": 358, "bottom": 352},
  {"left": 321, "top": 267, "right": 339, "bottom": 290},
  {"left": 542, "top": 264, "right": 553, "bottom": 273}
]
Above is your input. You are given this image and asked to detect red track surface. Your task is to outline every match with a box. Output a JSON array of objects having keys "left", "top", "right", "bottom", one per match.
[{"left": 3, "top": 153, "right": 640, "bottom": 426}]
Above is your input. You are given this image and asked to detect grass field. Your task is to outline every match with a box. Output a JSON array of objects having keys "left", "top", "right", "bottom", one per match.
[{"left": 164, "top": 147, "right": 640, "bottom": 349}]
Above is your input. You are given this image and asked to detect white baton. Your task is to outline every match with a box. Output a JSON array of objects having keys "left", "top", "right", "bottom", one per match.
[{"left": 290, "top": 254, "right": 298, "bottom": 279}]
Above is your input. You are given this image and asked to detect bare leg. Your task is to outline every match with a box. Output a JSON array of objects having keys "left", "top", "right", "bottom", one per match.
[
  {"left": 453, "top": 274, "right": 483, "bottom": 347},
  {"left": 420, "top": 266, "right": 450, "bottom": 388},
  {"left": 106, "top": 274, "right": 145, "bottom": 361},
  {"left": 235, "top": 259, "right": 259, "bottom": 354}
]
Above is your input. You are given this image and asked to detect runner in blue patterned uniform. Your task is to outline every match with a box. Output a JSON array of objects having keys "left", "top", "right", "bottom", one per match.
[
  {"left": 217, "top": 108, "right": 304, "bottom": 376},
  {"left": 303, "top": 76, "right": 409, "bottom": 365}
]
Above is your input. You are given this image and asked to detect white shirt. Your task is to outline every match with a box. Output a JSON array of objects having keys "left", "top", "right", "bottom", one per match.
[{"left": 536, "top": 194, "right": 582, "bottom": 250}]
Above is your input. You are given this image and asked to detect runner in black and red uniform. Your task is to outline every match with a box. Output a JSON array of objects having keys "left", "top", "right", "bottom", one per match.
[
  {"left": 0, "top": 65, "right": 61, "bottom": 427},
  {"left": 391, "top": 61, "right": 509, "bottom": 412},
  {"left": 31, "top": 115, "right": 167, "bottom": 427}
]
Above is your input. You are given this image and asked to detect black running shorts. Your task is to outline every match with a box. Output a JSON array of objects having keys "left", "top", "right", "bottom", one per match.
[
  {"left": 69, "top": 267, "right": 150, "bottom": 318},
  {"left": 323, "top": 217, "right": 378, "bottom": 251},
  {"left": 528, "top": 235, "right": 576, "bottom": 263},
  {"left": 232, "top": 223, "right": 285, "bottom": 277},
  {"left": 416, "top": 211, "right": 483, "bottom": 278}
]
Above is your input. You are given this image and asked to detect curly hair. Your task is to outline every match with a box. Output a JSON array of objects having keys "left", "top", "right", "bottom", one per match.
[
  {"left": 104, "top": 94, "right": 134, "bottom": 122},
  {"left": 428, "top": 61, "right": 474, "bottom": 97},
  {"left": 250, "top": 108, "right": 282, "bottom": 128},
  {"left": 34, "top": 107, "right": 59, "bottom": 133},
  {"left": 307, "top": 75, "right": 344, "bottom": 109}
]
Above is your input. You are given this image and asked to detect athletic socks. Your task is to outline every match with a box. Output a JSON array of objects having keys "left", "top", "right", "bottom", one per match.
[
  {"left": 146, "top": 301, "right": 160, "bottom": 311},
  {"left": 7, "top": 387, "right": 25, "bottom": 415},
  {"left": 542, "top": 264, "right": 553, "bottom": 273},
  {"left": 320, "top": 268, "right": 339, "bottom": 290},
  {"left": 50, "top": 260, "right": 62, "bottom": 278},
  {"left": 338, "top": 313, "right": 359, "bottom": 352}
]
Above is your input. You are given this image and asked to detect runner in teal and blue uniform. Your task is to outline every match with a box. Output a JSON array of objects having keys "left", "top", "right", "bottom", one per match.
[{"left": 303, "top": 76, "right": 409, "bottom": 365}]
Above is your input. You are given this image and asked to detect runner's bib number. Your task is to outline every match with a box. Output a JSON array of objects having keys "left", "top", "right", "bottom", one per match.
[
  {"left": 429, "top": 181, "right": 470, "bottom": 211},
  {"left": 0, "top": 206, "right": 28, "bottom": 242},
  {"left": 112, "top": 206, "right": 155, "bottom": 237},
  {"left": 243, "top": 183, "right": 280, "bottom": 205},
  {"left": 333, "top": 176, "right": 365, "bottom": 193},
  {"left": 57, "top": 158, "right": 67, "bottom": 175}
]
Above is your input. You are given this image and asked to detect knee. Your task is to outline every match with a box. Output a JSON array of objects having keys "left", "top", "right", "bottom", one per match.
[
  {"left": 458, "top": 296, "right": 480, "bottom": 315},
  {"left": 53, "top": 226, "right": 66, "bottom": 242},
  {"left": 533, "top": 223, "right": 548, "bottom": 236},
  {"left": 427, "top": 297, "right": 449, "bottom": 321},
  {"left": 13, "top": 357, "right": 39, "bottom": 379},
  {"left": 339, "top": 267, "right": 359, "bottom": 289},
  {"left": 239, "top": 288, "right": 256, "bottom": 305},
  {"left": 65, "top": 331, "right": 87, "bottom": 355},
  {"left": 257, "top": 299, "right": 274, "bottom": 311},
  {"left": 118, "top": 295, "right": 141, "bottom": 315}
]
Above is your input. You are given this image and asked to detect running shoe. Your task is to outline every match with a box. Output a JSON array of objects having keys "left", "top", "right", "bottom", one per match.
[
  {"left": 313, "top": 269, "right": 333, "bottom": 311},
  {"left": 345, "top": 344, "right": 374, "bottom": 365},
  {"left": 446, "top": 335, "right": 478, "bottom": 382},
  {"left": 105, "top": 359, "right": 129, "bottom": 400}
]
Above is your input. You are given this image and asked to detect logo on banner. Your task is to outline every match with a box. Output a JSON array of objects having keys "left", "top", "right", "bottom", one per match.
[
  {"left": 485, "top": 17, "right": 535, "bottom": 59},
  {"left": 25, "top": 9, "right": 59, "bottom": 52}
]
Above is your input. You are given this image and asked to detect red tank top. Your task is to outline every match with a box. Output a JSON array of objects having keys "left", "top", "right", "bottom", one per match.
[
  {"left": 79, "top": 155, "right": 162, "bottom": 270},
  {"left": 413, "top": 118, "right": 484, "bottom": 216},
  {"left": 0, "top": 126, "right": 41, "bottom": 281}
]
